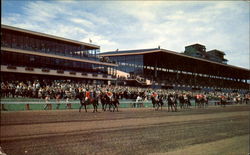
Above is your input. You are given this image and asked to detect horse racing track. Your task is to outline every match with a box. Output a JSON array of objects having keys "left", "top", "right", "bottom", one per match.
[{"left": 0, "top": 105, "right": 249, "bottom": 155}]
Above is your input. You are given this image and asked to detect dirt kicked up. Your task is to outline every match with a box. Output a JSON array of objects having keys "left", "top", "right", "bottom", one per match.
[{"left": 0, "top": 105, "right": 249, "bottom": 155}]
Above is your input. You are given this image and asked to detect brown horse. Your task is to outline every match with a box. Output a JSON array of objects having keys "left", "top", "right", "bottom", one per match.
[
  {"left": 79, "top": 97, "right": 99, "bottom": 113},
  {"left": 151, "top": 96, "right": 164, "bottom": 111},
  {"left": 110, "top": 97, "right": 120, "bottom": 112},
  {"left": 167, "top": 94, "right": 177, "bottom": 112}
]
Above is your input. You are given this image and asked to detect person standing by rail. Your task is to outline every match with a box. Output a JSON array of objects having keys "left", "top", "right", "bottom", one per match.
[{"left": 44, "top": 94, "right": 51, "bottom": 110}]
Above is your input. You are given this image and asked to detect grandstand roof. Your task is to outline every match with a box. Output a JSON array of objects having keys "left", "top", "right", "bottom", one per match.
[
  {"left": 185, "top": 43, "right": 206, "bottom": 48},
  {"left": 102, "top": 48, "right": 160, "bottom": 55},
  {"left": 1, "top": 24, "right": 100, "bottom": 49}
]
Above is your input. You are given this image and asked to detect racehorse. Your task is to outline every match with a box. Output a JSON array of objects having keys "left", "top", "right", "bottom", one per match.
[
  {"left": 100, "top": 93, "right": 109, "bottom": 111},
  {"left": 179, "top": 94, "right": 188, "bottom": 109},
  {"left": 167, "top": 94, "right": 177, "bottom": 112},
  {"left": 195, "top": 94, "right": 205, "bottom": 108},
  {"left": 158, "top": 95, "right": 164, "bottom": 110},
  {"left": 151, "top": 96, "right": 163, "bottom": 111},
  {"left": 110, "top": 97, "right": 120, "bottom": 112},
  {"left": 79, "top": 97, "right": 99, "bottom": 113},
  {"left": 220, "top": 96, "right": 227, "bottom": 107},
  {"left": 100, "top": 93, "right": 120, "bottom": 112}
]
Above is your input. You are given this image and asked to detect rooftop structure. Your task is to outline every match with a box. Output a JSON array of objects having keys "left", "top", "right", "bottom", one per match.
[{"left": 183, "top": 43, "right": 228, "bottom": 64}]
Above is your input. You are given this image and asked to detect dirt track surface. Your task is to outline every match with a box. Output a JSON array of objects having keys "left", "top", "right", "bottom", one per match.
[{"left": 0, "top": 105, "right": 249, "bottom": 155}]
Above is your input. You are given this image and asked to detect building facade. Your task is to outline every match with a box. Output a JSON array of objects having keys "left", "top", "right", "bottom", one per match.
[{"left": 1, "top": 25, "right": 117, "bottom": 84}]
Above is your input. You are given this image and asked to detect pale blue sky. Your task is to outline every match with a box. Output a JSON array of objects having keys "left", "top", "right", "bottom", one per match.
[{"left": 2, "top": 1, "right": 249, "bottom": 69}]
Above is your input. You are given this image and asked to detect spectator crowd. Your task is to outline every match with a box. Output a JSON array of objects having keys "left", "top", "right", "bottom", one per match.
[{"left": 1, "top": 80, "right": 249, "bottom": 104}]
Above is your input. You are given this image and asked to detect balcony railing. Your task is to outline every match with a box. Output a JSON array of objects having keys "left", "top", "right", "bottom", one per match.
[
  {"left": 81, "top": 73, "right": 88, "bottom": 76},
  {"left": 25, "top": 67, "right": 34, "bottom": 71},
  {"left": 57, "top": 70, "right": 64, "bottom": 74},
  {"left": 42, "top": 69, "right": 50, "bottom": 72},
  {"left": 7, "top": 66, "right": 17, "bottom": 70},
  {"left": 69, "top": 72, "right": 76, "bottom": 75}
]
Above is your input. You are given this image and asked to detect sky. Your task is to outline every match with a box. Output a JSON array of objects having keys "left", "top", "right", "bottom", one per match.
[{"left": 2, "top": 0, "right": 250, "bottom": 69}]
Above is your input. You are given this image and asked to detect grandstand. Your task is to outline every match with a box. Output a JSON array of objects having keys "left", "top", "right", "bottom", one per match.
[
  {"left": 1, "top": 25, "right": 118, "bottom": 84},
  {"left": 1, "top": 24, "right": 249, "bottom": 92},
  {"left": 100, "top": 47, "right": 250, "bottom": 92}
]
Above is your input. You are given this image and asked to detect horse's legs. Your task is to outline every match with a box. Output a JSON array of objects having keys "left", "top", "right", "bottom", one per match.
[
  {"left": 84, "top": 105, "right": 87, "bottom": 112},
  {"left": 93, "top": 104, "right": 96, "bottom": 113},
  {"left": 103, "top": 103, "right": 107, "bottom": 111},
  {"left": 79, "top": 104, "right": 83, "bottom": 112},
  {"left": 102, "top": 103, "right": 104, "bottom": 111},
  {"left": 112, "top": 104, "right": 115, "bottom": 112},
  {"left": 108, "top": 103, "right": 112, "bottom": 112}
]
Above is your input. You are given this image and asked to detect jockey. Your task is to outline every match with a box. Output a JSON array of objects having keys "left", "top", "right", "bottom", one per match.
[
  {"left": 196, "top": 94, "right": 203, "bottom": 100},
  {"left": 183, "top": 93, "right": 188, "bottom": 101},
  {"left": 203, "top": 94, "right": 207, "bottom": 101},
  {"left": 152, "top": 92, "right": 158, "bottom": 101},
  {"left": 106, "top": 89, "right": 113, "bottom": 100},
  {"left": 85, "top": 89, "right": 91, "bottom": 101},
  {"left": 220, "top": 95, "right": 226, "bottom": 101},
  {"left": 196, "top": 94, "right": 200, "bottom": 100}
]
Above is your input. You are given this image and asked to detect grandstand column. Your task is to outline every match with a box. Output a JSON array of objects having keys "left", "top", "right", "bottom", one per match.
[
  {"left": 176, "top": 70, "right": 179, "bottom": 80},
  {"left": 154, "top": 61, "right": 157, "bottom": 78},
  {"left": 112, "top": 67, "right": 115, "bottom": 75}
]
